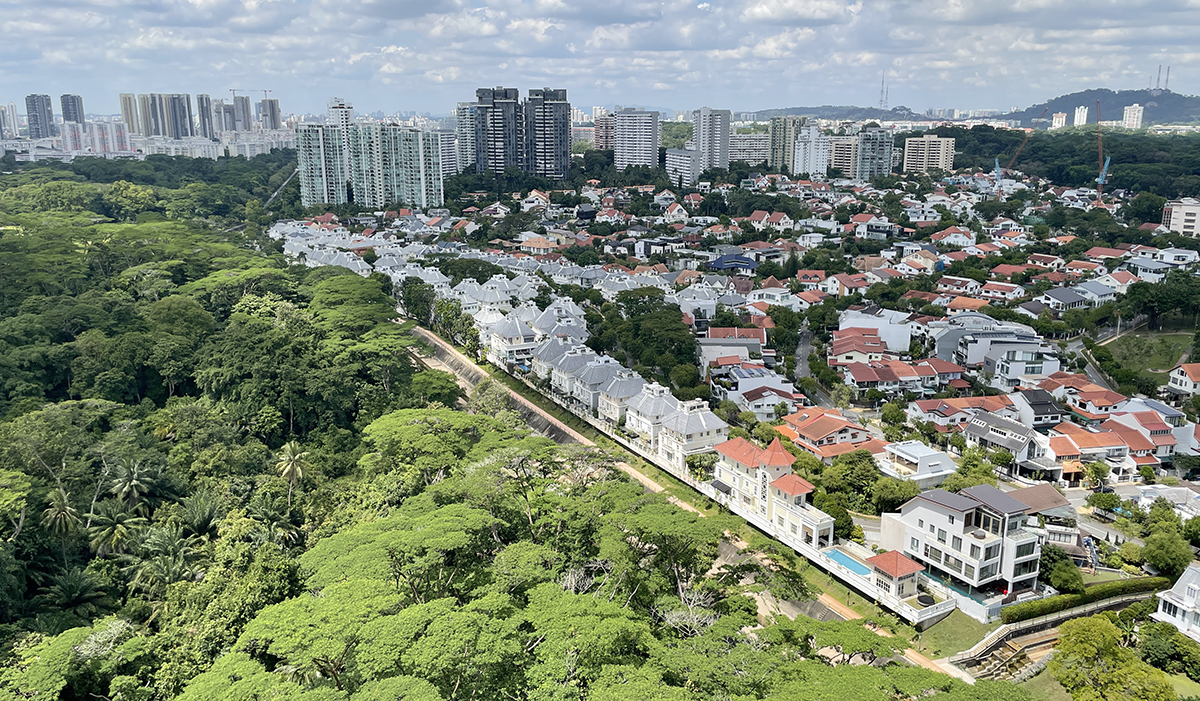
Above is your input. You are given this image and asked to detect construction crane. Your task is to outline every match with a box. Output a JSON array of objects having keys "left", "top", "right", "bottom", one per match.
[
  {"left": 1006, "top": 108, "right": 1048, "bottom": 172},
  {"left": 1095, "top": 100, "right": 1108, "bottom": 199},
  {"left": 260, "top": 89, "right": 273, "bottom": 101}
]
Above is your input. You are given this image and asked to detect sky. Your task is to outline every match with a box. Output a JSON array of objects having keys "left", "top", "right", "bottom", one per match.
[{"left": 2, "top": 0, "right": 1196, "bottom": 117}]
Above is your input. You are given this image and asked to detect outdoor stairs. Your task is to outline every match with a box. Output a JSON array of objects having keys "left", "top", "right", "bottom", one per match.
[{"left": 971, "top": 630, "right": 1060, "bottom": 681}]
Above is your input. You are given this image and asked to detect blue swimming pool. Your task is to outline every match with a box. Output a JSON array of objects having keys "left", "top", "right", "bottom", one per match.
[{"left": 826, "top": 549, "right": 872, "bottom": 577}]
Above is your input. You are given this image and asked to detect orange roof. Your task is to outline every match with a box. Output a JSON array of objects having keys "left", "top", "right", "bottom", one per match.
[
  {"left": 715, "top": 437, "right": 762, "bottom": 466},
  {"left": 866, "top": 550, "right": 924, "bottom": 578},
  {"left": 1050, "top": 435, "right": 1081, "bottom": 458},
  {"left": 761, "top": 438, "right": 797, "bottom": 467},
  {"left": 1176, "top": 364, "right": 1200, "bottom": 382},
  {"left": 948, "top": 296, "right": 990, "bottom": 311},
  {"left": 771, "top": 473, "right": 814, "bottom": 497}
]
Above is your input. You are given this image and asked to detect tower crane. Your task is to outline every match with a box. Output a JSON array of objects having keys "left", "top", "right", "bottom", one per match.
[
  {"left": 1006, "top": 108, "right": 1048, "bottom": 172},
  {"left": 1095, "top": 100, "right": 1109, "bottom": 199}
]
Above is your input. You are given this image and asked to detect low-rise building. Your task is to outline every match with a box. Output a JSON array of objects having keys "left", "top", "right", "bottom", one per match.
[
  {"left": 876, "top": 440, "right": 958, "bottom": 489},
  {"left": 1153, "top": 565, "right": 1200, "bottom": 643}
]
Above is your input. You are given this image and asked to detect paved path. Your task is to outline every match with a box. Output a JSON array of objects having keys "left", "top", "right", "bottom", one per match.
[{"left": 410, "top": 325, "right": 959, "bottom": 679}]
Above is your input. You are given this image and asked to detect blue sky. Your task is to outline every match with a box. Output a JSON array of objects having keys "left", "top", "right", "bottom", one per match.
[{"left": 1, "top": 0, "right": 1193, "bottom": 116}]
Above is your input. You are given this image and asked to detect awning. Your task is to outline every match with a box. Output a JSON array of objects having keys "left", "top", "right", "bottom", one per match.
[{"left": 712, "top": 480, "right": 732, "bottom": 495}]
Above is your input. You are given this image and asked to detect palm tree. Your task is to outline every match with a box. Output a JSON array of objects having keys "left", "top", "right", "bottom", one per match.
[
  {"left": 248, "top": 495, "right": 299, "bottom": 546},
  {"left": 88, "top": 500, "right": 147, "bottom": 557},
  {"left": 179, "top": 489, "right": 224, "bottom": 541},
  {"left": 122, "top": 525, "right": 202, "bottom": 599},
  {"left": 110, "top": 459, "right": 157, "bottom": 514},
  {"left": 37, "top": 568, "right": 110, "bottom": 622},
  {"left": 274, "top": 442, "right": 310, "bottom": 508},
  {"left": 41, "top": 488, "right": 81, "bottom": 567}
]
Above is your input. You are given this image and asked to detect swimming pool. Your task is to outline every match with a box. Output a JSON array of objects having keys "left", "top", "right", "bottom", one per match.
[{"left": 826, "top": 549, "right": 872, "bottom": 577}]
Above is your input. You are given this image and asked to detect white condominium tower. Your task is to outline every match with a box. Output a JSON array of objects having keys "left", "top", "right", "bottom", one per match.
[{"left": 613, "top": 108, "right": 659, "bottom": 170}]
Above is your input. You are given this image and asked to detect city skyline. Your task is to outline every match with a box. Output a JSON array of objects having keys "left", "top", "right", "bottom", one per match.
[{"left": 1, "top": 0, "right": 1194, "bottom": 116}]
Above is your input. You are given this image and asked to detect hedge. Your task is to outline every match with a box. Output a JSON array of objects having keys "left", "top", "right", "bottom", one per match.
[{"left": 1001, "top": 577, "right": 1171, "bottom": 624}]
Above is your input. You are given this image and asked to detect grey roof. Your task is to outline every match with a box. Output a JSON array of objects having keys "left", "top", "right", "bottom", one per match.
[
  {"left": 575, "top": 359, "right": 623, "bottom": 388},
  {"left": 532, "top": 338, "right": 570, "bottom": 362},
  {"left": 1073, "top": 280, "right": 1114, "bottom": 297},
  {"left": 960, "top": 484, "right": 1030, "bottom": 515},
  {"left": 1042, "top": 287, "right": 1087, "bottom": 304},
  {"left": 1016, "top": 388, "right": 1062, "bottom": 414},
  {"left": 627, "top": 386, "right": 679, "bottom": 420},
  {"left": 602, "top": 371, "right": 647, "bottom": 400},
  {"left": 963, "top": 411, "right": 1033, "bottom": 451},
  {"left": 662, "top": 407, "right": 728, "bottom": 434},
  {"left": 914, "top": 489, "right": 980, "bottom": 513}
]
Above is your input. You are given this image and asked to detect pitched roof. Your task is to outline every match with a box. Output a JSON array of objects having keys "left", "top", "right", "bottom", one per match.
[
  {"left": 761, "top": 438, "right": 797, "bottom": 467},
  {"left": 771, "top": 473, "right": 815, "bottom": 496},
  {"left": 1008, "top": 483, "right": 1071, "bottom": 514},
  {"left": 865, "top": 550, "right": 924, "bottom": 578}
]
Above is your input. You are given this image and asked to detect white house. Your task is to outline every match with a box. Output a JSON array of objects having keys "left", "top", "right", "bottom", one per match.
[{"left": 876, "top": 440, "right": 958, "bottom": 489}]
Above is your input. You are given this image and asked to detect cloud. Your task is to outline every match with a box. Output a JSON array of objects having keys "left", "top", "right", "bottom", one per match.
[{"left": 0, "top": 0, "right": 1197, "bottom": 117}]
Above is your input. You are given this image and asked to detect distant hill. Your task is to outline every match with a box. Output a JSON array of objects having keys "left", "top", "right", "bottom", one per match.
[
  {"left": 999, "top": 88, "right": 1200, "bottom": 127},
  {"left": 753, "top": 105, "right": 924, "bottom": 122},
  {"left": 752, "top": 89, "right": 1200, "bottom": 127}
]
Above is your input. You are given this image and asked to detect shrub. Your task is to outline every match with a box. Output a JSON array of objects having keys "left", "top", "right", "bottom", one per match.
[{"left": 1001, "top": 577, "right": 1171, "bottom": 624}]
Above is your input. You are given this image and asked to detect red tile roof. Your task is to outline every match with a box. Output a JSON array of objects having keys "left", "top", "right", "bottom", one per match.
[{"left": 866, "top": 550, "right": 925, "bottom": 578}]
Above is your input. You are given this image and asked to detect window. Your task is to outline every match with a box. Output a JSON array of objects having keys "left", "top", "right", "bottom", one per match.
[
  {"left": 924, "top": 545, "right": 943, "bottom": 563},
  {"left": 952, "top": 536, "right": 963, "bottom": 552},
  {"left": 1016, "top": 543, "right": 1036, "bottom": 559},
  {"left": 979, "top": 563, "right": 998, "bottom": 580},
  {"left": 937, "top": 529, "right": 947, "bottom": 544},
  {"left": 911, "top": 537, "right": 919, "bottom": 551},
  {"left": 964, "top": 564, "right": 975, "bottom": 578},
  {"left": 985, "top": 544, "right": 1001, "bottom": 561},
  {"left": 1188, "top": 586, "right": 1198, "bottom": 600},
  {"left": 929, "top": 524, "right": 935, "bottom": 534},
  {"left": 918, "top": 519, "right": 924, "bottom": 529},
  {"left": 1163, "top": 601, "right": 1180, "bottom": 619},
  {"left": 949, "top": 515, "right": 955, "bottom": 525}
]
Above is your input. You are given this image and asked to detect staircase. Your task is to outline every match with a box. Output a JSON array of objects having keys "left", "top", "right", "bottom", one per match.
[{"left": 968, "top": 630, "right": 1059, "bottom": 681}]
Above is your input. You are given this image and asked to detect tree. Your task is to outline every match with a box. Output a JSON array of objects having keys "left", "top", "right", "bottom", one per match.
[
  {"left": 103, "top": 180, "right": 158, "bottom": 220},
  {"left": 1051, "top": 616, "right": 1174, "bottom": 701},
  {"left": 1087, "top": 491, "right": 1122, "bottom": 513},
  {"left": 871, "top": 477, "right": 921, "bottom": 514},
  {"left": 1086, "top": 461, "right": 1111, "bottom": 488},
  {"left": 410, "top": 370, "right": 464, "bottom": 406},
  {"left": 41, "top": 488, "right": 81, "bottom": 566},
  {"left": 880, "top": 402, "right": 907, "bottom": 426},
  {"left": 274, "top": 441, "right": 310, "bottom": 508},
  {"left": 1049, "top": 560, "right": 1085, "bottom": 594},
  {"left": 1143, "top": 529, "right": 1194, "bottom": 579}
]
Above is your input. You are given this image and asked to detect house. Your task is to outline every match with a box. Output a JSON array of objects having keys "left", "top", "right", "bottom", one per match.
[
  {"left": 1093, "top": 270, "right": 1141, "bottom": 295},
  {"left": 654, "top": 190, "right": 677, "bottom": 207},
  {"left": 776, "top": 407, "right": 883, "bottom": 462},
  {"left": 1064, "top": 260, "right": 1103, "bottom": 277},
  {"left": 662, "top": 202, "right": 689, "bottom": 223},
  {"left": 866, "top": 551, "right": 926, "bottom": 599},
  {"left": 1153, "top": 564, "right": 1200, "bottom": 644},
  {"left": 708, "top": 255, "right": 758, "bottom": 276},
  {"left": 1009, "top": 484, "right": 1089, "bottom": 565},
  {"left": 711, "top": 437, "right": 836, "bottom": 548},
  {"left": 520, "top": 236, "right": 559, "bottom": 255},
  {"left": 1008, "top": 388, "right": 1066, "bottom": 430},
  {"left": 936, "top": 276, "right": 983, "bottom": 296},
  {"left": 1027, "top": 254, "right": 1065, "bottom": 270},
  {"left": 906, "top": 395, "right": 1018, "bottom": 431},
  {"left": 521, "top": 190, "right": 550, "bottom": 211},
  {"left": 978, "top": 281, "right": 1026, "bottom": 303},
  {"left": 880, "top": 485, "right": 1042, "bottom": 606},
  {"left": 930, "top": 226, "right": 976, "bottom": 247},
  {"left": 876, "top": 440, "right": 958, "bottom": 489},
  {"left": 962, "top": 411, "right": 1045, "bottom": 463},
  {"left": 1168, "top": 364, "right": 1200, "bottom": 397},
  {"left": 1036, "top": 288, "right": 1089, "bottom": 313},
  {"left": 795, "top": 270, "right": 827, "bottom": 290},
  {"left": 820, "top": 273, "right": 871, "bottom": 298},
  {"left": 1071, "top": 281, "right": 1116, "bottom": 307}
]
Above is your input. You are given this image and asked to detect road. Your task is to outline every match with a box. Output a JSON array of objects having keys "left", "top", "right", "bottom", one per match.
[
  {"left": 1061, "top": 485, "right": 1145, "bottom": 546},
  {"left": 794, "top": 325, "right": 836, "bottom": 409}
]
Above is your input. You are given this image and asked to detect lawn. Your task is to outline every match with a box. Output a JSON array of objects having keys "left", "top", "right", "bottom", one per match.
[
  {"left": 1020, "top": 669, "right": 1072, "bottom": 701},
  {"left": 1105, "top": 332, "right": 1192, "bottom": 382},
  {"left": 912, "top": 609, "right": 1001, "bottom": 658},
  {"left": 1082, "top": 570, "right": 1127, "bottom": 585},
  {"left": 1170, "top": 673, "right": 1200, "bottom": 698}
]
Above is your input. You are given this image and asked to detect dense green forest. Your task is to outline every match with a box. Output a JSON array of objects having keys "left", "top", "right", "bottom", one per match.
[
  {"left": 907, "top": 125, "right": 1200, "bottom": 198},
  {"left": 0, "top": 155, "right": 1033, "bottom": 700}
]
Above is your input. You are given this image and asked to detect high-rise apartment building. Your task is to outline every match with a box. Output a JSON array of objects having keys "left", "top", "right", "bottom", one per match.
[
  {"left": 524, "top": 88, "right": 571, "bottom": 179},
  {"left": 297, "top": 124, "right": 349, "bottom": 207},
  {"left": 828, "top": 136, "right": 858, "bottom": 176},
  {"left": 592, "top": 106, "right": 610, "bottom": 122},
  {"left": 792, "top": 126, "right": 830, "bottom": 177},
  {"left": 138, "top": 94, "right": 163, "bottom": 137},
  {"left": 62, "top": 122, "right": 132, "bottom": 153},
  {"left": 691, "top": 106, "right": 731, "bottom": 172},
  {"left": 195, "top": 94, "right": 215, "bottom": 138},
  {"left": 473, "top": 87, "right": 524, "bottom": 174},
  {"left": 119, "top": 93, "right": 140, "bottom": 135},
  {"left": 25, "top": 94, "right": 54, "bottom": 139},
  {"left": 1123, "top": 103, "right": 1145, "bottom": 130},
  {"left": 165, "top": 94, "right": 194, "bottom": 139},
  {"left": 0, "top": 105, "right": 9, "bottom": 139},
  {"left": 613, "top": 108, "right": 659, "bottom": 170},
  {"left": 259, "top": 98, "right": 282, "bottom": 130},
  {"left": 60, "top": 94, "right": 85, "bottom": 125},
  {"left": 902, "top": 134, "right": 955, "bottom": 173},
  {"left": 3, "top": 101, "right": 18, "bottom": 138},
  {"left": 233, "top": 95, "right": 252, "bottom": 132},
  {"left": 454, "top": 102, "right": 478, "bottom": 172},
  {"left": 1051, "top": 112, "right": 1067, "bottom": 130},
  {"left": 1073, "top": 105, "right": 1089, "bottom": 126},
  {"left": 327, "top": 97, "right": 355, "bottom": 181},
  {"left": 854, "top": 127, "right": 893, "bottom": 181},
  {"left": 594, "top": 114, "right": 615, "bottom": 150},
  {"left": 1162, "top": 198, "right": 1200, "bottom": 236},
  {"left": 729, "top": 133, "right": 769, "bottom": 165},
  {"left": 665, "top": 148, "right": 702, "bottom": 187},
  {"left": 768, "top": 115, "right": 806, "bottom": 172},
  {"left": 299, "top": 123, "right": 442, "bottom": 209},
  {"left": 435, "top": 130, "right": 458, "bottom": 179}
]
